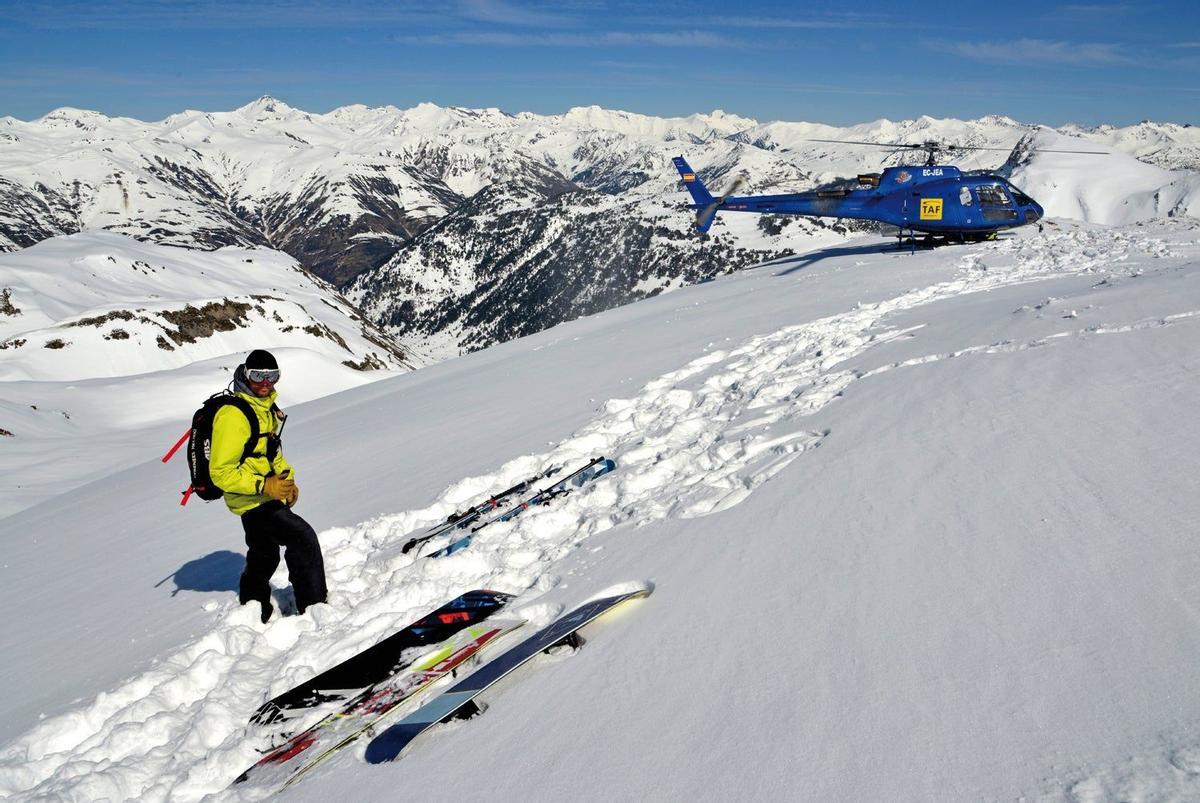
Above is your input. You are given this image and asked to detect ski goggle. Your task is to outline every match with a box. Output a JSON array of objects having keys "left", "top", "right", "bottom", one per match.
[{"left": 245, "top": 368, "right": 280, "bottom": 385}]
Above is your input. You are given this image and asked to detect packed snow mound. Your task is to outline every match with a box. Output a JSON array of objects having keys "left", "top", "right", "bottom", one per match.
[{"left": 1008, "top": 129, "right": 1200, "bottom": 224}]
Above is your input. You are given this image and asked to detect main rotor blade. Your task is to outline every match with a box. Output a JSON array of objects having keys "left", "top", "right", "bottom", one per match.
[
  {"left": 942, "top": 144, "right": 1016, "bottom": 152},
  {"left": 1026, "top": 147, "right": 1109, "bottom": 154},
  {"left": 808, "top": 138, "right": 1107, "bottom": 156},
  {"left": 807, "top": 138, "right": 923, "bottom": 150}
]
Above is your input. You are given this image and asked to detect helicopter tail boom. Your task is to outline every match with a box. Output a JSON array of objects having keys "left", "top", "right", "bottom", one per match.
[
  {"left": 672, "top": 156, "right": 715, "bottom": 207},
  {"left": 672, "top": 156, "right": 723, "bottom": 232}
]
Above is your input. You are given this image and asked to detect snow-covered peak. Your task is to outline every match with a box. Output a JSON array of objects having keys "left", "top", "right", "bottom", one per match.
[
  {"left": 975, "top": 114, "right": 1023, "bottom": 128},
  {"left": 35, "top": 107, "right": 118, "bottom": 132},
  {"left": 558, "top": 105, "right": 744, "bottom": 142},
  {"left": 393, "top": 101, "right": 471, "bottom": 132},
  {"left": 692, "top": 108, "right": 758, "bottom": 134},
  {"left": 234, "top": 95, "right": 302, "bottom": 120}
]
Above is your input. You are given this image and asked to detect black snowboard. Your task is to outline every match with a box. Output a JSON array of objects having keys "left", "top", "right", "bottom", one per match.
[{"left": 249, "top": 589, "right": 513, "bottom": 726}]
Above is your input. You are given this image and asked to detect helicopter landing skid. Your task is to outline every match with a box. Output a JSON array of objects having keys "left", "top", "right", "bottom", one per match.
[{"left": 892, "top": 229, "right": 999, "bottom": 252}]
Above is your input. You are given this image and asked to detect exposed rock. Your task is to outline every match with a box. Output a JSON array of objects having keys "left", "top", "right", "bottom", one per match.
[
  {"left": 0, "top": 287, "right": 19, "bottom": 316},
  {"left": 158, "top": 299, "right": 251, "bottom": 345}
]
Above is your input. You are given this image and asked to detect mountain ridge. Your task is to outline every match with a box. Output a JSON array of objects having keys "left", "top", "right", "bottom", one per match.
[{"left": 3, "top": 99, "right": 1198, "bottom": 355}]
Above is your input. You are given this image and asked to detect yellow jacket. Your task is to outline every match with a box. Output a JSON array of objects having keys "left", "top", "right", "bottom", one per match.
[{"left": 209, "top": 389, "right": 294, "bottom": 516}]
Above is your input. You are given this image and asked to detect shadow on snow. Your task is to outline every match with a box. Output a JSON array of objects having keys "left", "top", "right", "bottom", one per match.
[{"left": 155, "top": 550, "right": 244, "bottom": 596}]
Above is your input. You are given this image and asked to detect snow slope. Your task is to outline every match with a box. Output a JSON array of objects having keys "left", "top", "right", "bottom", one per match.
[
  {"left": 0, "top": 232, "right": 417, "bottom": 517},
  {"left": 1010, "top": 130, "right": 1200, "bottom": 224},
  {"left": 1, "top": 218, "right": 1200, "bottom": 801}
]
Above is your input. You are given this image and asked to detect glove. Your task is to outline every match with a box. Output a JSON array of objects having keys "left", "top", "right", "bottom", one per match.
[
  {"left": 286, "top": 483, "right": 300, "bottom": 508},
  {"left": 263, "top": 473, "right": 295, "bottom": 502}
]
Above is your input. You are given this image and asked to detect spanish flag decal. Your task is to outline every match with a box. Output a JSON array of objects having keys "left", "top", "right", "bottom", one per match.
[{"left": 682, "top": 173, "right": 696, "bottom": 182}]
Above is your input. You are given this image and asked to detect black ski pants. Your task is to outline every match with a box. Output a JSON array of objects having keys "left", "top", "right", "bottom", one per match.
[{"left": 239, "top": 501, "right": 328, "bottom": 614}]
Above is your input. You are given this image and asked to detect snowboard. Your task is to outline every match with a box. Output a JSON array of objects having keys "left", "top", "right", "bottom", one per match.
[
  {"left": 234, "top": 617, "right": 525, "bottom": 790},
  {"left": 364, "top": 586, "right": 651, "bottom": 764},
  {"left": 249, "top": 589, "right": 514, "bottom": 727}
]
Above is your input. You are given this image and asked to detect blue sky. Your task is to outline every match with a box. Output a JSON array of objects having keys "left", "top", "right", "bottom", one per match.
[{"left": 0, "top": 0, "right": 1196, "bottom": 126}]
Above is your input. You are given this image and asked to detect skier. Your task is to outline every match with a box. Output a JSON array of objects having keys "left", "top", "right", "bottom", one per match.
[{"left": 210, "top": 349, "right": 327, "bottom": 623}]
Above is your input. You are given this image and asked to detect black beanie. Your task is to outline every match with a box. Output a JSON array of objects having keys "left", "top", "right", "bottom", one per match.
[{"left": 245, "top": 349, "right": 278, "bottom": 370}]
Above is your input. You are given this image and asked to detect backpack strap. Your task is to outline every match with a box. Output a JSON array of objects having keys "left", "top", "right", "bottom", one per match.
[
  {"left": 221, "top": 394, "right": 261, "bottom": 463},
  {"left": 265, "top": 403, "right": 286, "bottom": 463}
]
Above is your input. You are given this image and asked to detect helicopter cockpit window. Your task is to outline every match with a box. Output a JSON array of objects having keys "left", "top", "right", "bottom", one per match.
[
  {"left": 977, "top": 185, "right": 1011, "bottom": 207},
  {"left": 959, "top": 186, "right": 973, "bottom": 206},
  {"left": 1008, "top": 186, "right": 1034, "bottom": 206},
  {"left": 977, "top": 185, "right": 1018, "bottom": 221}
]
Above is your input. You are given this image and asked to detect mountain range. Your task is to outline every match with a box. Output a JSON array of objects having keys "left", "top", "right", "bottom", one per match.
[{"left": 2, "top": 98, "right": 1198, "bottom": 355}]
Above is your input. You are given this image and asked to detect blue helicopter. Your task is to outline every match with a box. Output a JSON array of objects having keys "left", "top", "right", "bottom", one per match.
[{"left": 673, "top": 139, "right": 1102, "bottom": 245}]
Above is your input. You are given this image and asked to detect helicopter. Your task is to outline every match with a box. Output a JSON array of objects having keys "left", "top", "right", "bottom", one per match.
[{"left": 673, "top": 138, "right": 1105, "bottom": 245}]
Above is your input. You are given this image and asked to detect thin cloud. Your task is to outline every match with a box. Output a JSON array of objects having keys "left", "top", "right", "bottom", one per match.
[
  {"left": 8, "top": 1, "right": 441, "bottom": 29},
  {"left": 929, "top": 38, "right": 1131, "bottom": 66},
  {"left": 709, "top": 13, "right": 886, "bottom": 30},
  {"left": 458, "top": 0, "right": 577, "bottom": 27},
  {"left": 1057, "top": 3, "right": 1133, "bottom": 12},
  {"left": 396, "top": 30, "right": 742, "bottom": 47}
]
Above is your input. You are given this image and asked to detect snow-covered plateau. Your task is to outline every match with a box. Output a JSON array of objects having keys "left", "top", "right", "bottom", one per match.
[{"left": 2, "top": 213, "right": 1200, "bottom": 801}]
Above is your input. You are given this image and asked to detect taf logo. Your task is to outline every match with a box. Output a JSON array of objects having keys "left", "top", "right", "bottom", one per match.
[{"left": 919, "top": 198, "right": 944, "bottom": 220}]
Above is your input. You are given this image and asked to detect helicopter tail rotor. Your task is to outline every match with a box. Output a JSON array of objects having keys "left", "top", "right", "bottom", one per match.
[
  {"left": 694, "top": 175, "right": 747, "bottom": 233},
  {"left": 673, "top": 155, "right": 748, "bottom": 234}
]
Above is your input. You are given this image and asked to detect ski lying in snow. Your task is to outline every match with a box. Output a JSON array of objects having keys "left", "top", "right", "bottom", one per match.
[
  {"left": 401, "top": 466, "right": 564, "bottom": 555},
  {"left": 364, "top": 586, "right": 650, "bottom": 765},
  {"left": 248, "top": 589, "right": 514, "bottom": 727},
  {"left": 234, "top": 617, "right": 526, "bottom": 790},
  {"left": 426, "top": 456, "right": 617, "bottom": 559}
]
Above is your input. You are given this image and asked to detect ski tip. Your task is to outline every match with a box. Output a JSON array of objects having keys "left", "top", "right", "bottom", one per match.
[
  {"left": 510, "top": 601, "right": 565, "bottom": 628},
  {"left": 584, "top": 580, "right": 654, "bottom": 604}
]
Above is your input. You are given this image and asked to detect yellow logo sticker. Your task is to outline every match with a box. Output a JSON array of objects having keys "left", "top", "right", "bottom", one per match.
[
  {"left": 682, "top": 173, "right": 696, "bottom": 182},
  {"left": 920, "top": 198, "right": 943, "bottom": 220}
]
